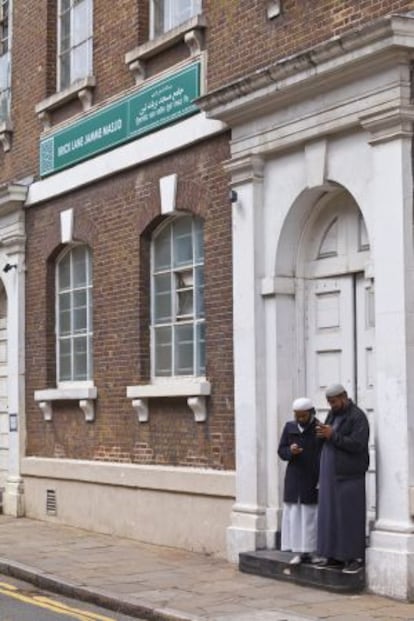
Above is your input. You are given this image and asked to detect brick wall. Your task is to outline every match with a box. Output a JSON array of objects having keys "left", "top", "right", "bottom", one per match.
[
  {"left": 205, "top": 0, "right": 414, "bottom": 91},
  {"left": 0, "top": 1, "right": 150, "bottom": 185},
  {"left": 25, "top": 133, "right": 235, "bottom": 470}
]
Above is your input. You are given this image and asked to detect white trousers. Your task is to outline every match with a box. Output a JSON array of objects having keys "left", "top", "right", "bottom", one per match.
[{"left": 281, "top": 501, "right": 318, "bottom": 553}]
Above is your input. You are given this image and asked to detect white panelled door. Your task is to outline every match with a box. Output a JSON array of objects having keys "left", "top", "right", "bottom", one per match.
[
  {"left": 305, "top": 275, "right": 355, "bottom": 420},
  {"left": 305, "top": 273, "right": 376, "bottom": 529}
]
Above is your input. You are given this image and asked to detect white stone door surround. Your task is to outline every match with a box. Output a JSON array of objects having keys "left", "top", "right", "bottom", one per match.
[
  {"left": 200, "top": 14, "right": 414, "bottom": 599},
  {"left": 0, "top": 283, "right": 8, "bottom": 490},
  {"left": 301, "top": 194, "right": 376, "bottom": 530},
  {"left": 0, "top": 183, "right": 27, "bottom": 517}
]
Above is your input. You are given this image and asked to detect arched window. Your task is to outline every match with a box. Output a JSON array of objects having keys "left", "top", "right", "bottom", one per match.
[
  {"left": 151, "top": 215, "right": 205, "bottom": 377},
  {"left": 56, "top": 245, "right": 93, "bottom": 382}
]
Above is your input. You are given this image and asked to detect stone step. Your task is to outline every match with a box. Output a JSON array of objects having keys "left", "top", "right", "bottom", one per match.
[{"left": 239, "top": 550, "right": 365, "bottom": 593}]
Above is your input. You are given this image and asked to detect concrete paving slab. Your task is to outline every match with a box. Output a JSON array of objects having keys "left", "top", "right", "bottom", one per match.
[{"left": 0, "top": 516, "right": 413, "bottom": 621}]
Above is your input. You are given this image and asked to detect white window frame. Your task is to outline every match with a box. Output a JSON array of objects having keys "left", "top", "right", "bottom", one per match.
[
  {"left": 0, "top": 0, "right": 11, "bottom": 122},
  {"left": 57, "top": 0, "right": 93, "bottom": 92},
  {"left": 150, "top": 0, "right": 202, "bottom": 39},
  {"left": 151, "top": 215, "right": 205, "bottom": 379},
  {"left": 56, "top": 244, "right": 93, "bottom": 385}
]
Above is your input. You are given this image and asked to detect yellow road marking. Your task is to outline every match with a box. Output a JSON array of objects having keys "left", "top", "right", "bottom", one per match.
[
  {"left": 0, "top": 583, "right": 118, "bottom": 621},
  {"left": 34, "top": 594, "right": 118, "bottom": 621},
  {"left": 0, "top": 581, "right": 18, "bottom": 591}
]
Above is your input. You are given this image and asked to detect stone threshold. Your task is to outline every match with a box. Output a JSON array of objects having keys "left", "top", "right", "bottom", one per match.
[{"left": 239, "top": 549, "right": 365, "bottom": 594}]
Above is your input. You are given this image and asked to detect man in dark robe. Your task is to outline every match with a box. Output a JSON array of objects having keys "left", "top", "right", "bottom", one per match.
[{"left": 315, "top": 383, "right": 369, "bottom": 574}]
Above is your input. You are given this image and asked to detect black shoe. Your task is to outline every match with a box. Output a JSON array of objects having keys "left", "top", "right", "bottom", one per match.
[
  {"left": 315, "top": 557, "right": 343, "bottom": 569},
  {"left": 342, "top": 559, "right": 363, "bottom": 574},
  {"left": 300, "top": 553, "right": 312, "bottom": 563}
]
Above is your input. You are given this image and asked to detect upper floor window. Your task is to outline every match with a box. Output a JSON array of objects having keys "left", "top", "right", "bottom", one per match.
[
  {"left": 58, "top": 0, "right": 93, "bottom": 91},
  {"left": 0, "top": 0, "right": 11, "bottom": 121},
  {"left": 151, "top": 216, "right": 205, "bottom": 378},
  {"left": 56, "top": 245, "right": 93, "bottom": 382},
  {"left": 151, "top": 0, "right": 202, "bottom": 38}
]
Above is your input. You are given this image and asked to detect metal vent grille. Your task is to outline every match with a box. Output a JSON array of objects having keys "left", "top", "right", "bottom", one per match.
[{"left": 46, "top": 489, "right": 57, "bottom": 515}]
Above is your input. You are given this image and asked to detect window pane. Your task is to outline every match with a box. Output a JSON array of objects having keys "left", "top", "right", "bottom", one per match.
[
  {"left": 154, "top": 227, "right": 171, "bottom": 271},
  {"left": 177, "top": 289, "right": 193, "bottom": 318},
  {"left": 59, "top": 253, "right": 71, "bottom": 290},
  {"left": 72, "top": 246, "right": 87, "bottom": 287},
  {"left": 172, "top": 0, "right": 196, "bottom": 28},
  {"left": 59, "top": 310, "right": 71, "bottom": 335},
  {"left": 0, "top": 53, "right": 8, "bottom": 89},
  {"left": 154, "top": 273, "right": 172, "bottom": 323},
  {"left": 61, "top": 0, "right": 71, "bottom": 12},
  {"left": 174, "top": 324, "right": 193, "bottom": 375},
  {"left": 59, "top": 291, "right": 71, "bottom": 311},
  {"left": 59, "top": 338, "right": 71, "bottom": 381},
  {"left": 173, "top": 218, "right": 193, "bottom": 267},
  {"left": 60, "top": 51, "right": 70, "bottom": 89},
  {"left": 72, "top": 0, "right": 91, "bottom": 45},
  {"left": 72, "top": 41, "right": 89, "bottom": 82},
  {"left": 195, "top": 266, "right": 204, "bottom": 318},
  {"left": 88, "top": 296, "right": 93, "bottom": 331},
  {"left": 154, "top": 326, "right": 172, "bottom": 376},
  {"left": 196, "top": 322, "right": 205, "bottom": 376},
  {"left": 152, "top": 0, "right": 164, "bottom": 36},
  {"left": 73, "top": 307, "right": 87, "bottom": 333},
  {"left": 60, "top": 10, "right": 70, "bottom": 51},
  {"left": 73, "top": 289, "right": 87, "bottom": 310},
  {"left": 175, "top": 268, "right": 194, "bottom": 319},
  {"left": 88, "top": 335, "right": 93, "bottom": 376},
  {"left": 73, "top": 336, "right": 87, "bottom": 380},
  {"left": 194, "top": 218, "right": 204, "bottom": 262}
]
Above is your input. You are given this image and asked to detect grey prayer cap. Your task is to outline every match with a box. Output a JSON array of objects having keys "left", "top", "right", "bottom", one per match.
[{"left": 325, "top": 383, "right": 346, "bottom": 398}]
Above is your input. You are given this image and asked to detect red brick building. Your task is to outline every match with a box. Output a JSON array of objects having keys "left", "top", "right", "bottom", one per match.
[
  {"left": 2, "top": 1, "right": 414, "bottom": 594},
  {"left": 2, "top": 0, "right": 234, "bottom": 556}
]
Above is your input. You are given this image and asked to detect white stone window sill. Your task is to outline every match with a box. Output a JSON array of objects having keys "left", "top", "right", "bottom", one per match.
[
  {"left": 125, "top": 15, "right": 206, "bottom": 83},
  {"left": 35, "top": 76, "right": 96, "bottom": 130},
  {"left": 0, "top": 120, "right": 12, "bottom": 152},
  {"left": 126, "top": 379, "right": 211, "bottom": 423},
  {"left": 34, "top": 385, "right": 98, "bottom": 423}
]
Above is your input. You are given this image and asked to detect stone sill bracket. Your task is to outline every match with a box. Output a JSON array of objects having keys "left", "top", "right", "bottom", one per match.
[
  {"left": 35, "top": 76, "right": 96, "bottom": 131},
  {"left": 34, "top": 386, "right": 97, "bottom": 423},
  {"left": 127, "top": 380, "right": 211, "bottom": 423},
  {"left": 125, "top": 15, "right": 206, "bottom": 84}
]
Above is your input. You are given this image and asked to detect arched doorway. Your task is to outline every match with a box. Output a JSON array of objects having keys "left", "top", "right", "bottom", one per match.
[{"left": 296, "top": 190, "right": 376, "bottom": 529}]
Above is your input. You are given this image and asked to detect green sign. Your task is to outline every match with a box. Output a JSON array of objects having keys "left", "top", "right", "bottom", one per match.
[{"left": 40, "top": 63, "right": 200, "bottom": 177}]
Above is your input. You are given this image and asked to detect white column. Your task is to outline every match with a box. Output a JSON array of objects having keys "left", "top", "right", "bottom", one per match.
[
  {"left": 225, "top": 155, "right": 268, "bottom": 562},
  {"left": 0, "top": 187, "right": 28, "bottom": 517},
  {"left": 362, "top": 108, "right": 414, "bottom": 599}
]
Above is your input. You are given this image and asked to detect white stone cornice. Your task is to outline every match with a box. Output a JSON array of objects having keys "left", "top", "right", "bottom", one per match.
[
  {"left": 197, "top": 14, "right": 414, "bottom": 125},
  {"left": 360, "top": 105, "right": 414, "bottom": 143},
  {"left": 26, "top": 113, "right": 226, "bottom": 206},
  {"left": 223, "top": 154, "right": 264, "bottom": 185}
]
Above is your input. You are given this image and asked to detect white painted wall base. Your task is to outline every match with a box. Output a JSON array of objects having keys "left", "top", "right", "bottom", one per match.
[
  {"left": 226, "top": 505, "right": 267, "bottom": 562},
  {"left": 367, "top": 530, "right": 414, "bottom": 601},
  {"left": 22, "top": 458, "right": 235, "bottom": 557},
  {"left": 3, "top": 475, "right": 24, "bottom": 516}
]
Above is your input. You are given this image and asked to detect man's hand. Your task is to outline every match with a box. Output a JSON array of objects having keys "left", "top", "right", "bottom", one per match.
[
  {"left": 315, "top": 423, "right": 333, "bottom": 439},
  {"left": 290, "top": 443, "right": 303, "bottom": 455}
]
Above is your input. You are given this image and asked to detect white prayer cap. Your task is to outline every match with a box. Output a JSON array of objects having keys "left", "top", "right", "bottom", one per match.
[
  {"left": 292, "top": 397, "right": 314, "bottom": 411},
  {"left": 325, "top": 383, "right": 346, "bottom": 398}
]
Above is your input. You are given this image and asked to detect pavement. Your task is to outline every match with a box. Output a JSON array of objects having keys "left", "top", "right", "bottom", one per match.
[{"left": 0, "top": 516, "right": 413, "bottom": 621}]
